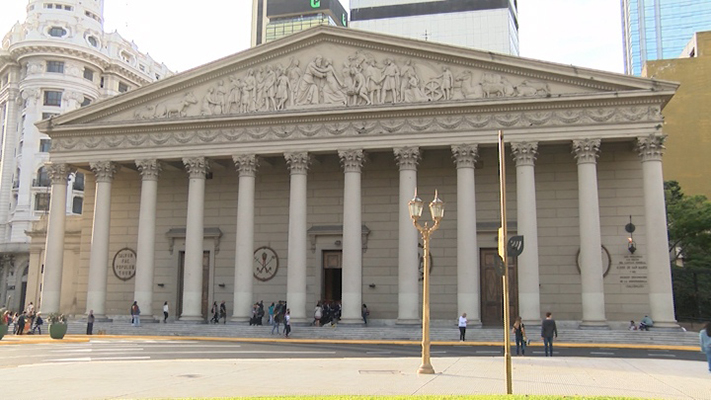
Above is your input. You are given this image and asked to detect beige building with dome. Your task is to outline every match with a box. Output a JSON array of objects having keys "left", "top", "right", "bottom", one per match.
[{"left": 29, "top": 26, "right": 678, "bottom": 329}]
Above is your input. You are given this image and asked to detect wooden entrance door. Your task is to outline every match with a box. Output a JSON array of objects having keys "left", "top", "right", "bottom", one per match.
[
  {"left": 322, "top": 250, "right": 342, "bottom": 302},
  {"left": 177, "top": 251, "right": 211, "bottom": 320},
  {"left": 480, "top": 248, "right": 519, "bottom": 326}
]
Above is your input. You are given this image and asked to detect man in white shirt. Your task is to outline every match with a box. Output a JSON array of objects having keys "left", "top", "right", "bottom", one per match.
[{"left": 458, "top": 313, "right": 468, "bottom": 341}]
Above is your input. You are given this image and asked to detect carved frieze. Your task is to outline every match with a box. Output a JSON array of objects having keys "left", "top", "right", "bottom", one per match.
[
  {"left": 129, "top": 50, "right": 558, "bottom": 121},
  {"left": 52, "top": 104, "right": 664, "bottom": 152}
]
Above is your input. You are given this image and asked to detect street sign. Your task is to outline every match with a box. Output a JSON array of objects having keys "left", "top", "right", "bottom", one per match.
[{"left": 507, "top": 235, "right": 524, "bottom": 257}]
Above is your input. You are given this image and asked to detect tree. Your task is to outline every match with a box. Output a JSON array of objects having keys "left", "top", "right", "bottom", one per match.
[{"left": 665, "top": 181, "right": 711, "bottom": 320}]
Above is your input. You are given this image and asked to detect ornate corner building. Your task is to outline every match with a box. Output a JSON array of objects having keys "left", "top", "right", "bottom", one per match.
[{"left": 0, "top": 0, "right": 172, "bottom": 312}]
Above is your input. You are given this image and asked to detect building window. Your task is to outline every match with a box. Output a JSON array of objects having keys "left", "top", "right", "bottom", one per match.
[
  {"left": 44, "top": 3, "right": 53, "bottom": 8},
  {"left": 80, "top": 97, "right": 92, "bottom": 107},
  {"left": 72, "top": 196, "right": 83, "bottom": 214},
  {"left": 48, "top": 26, "right": 67, "bottom": 37},
  {"left": 139, "top": 64, "right": 145, "bottom": 72},
  {"left": 34, "top": 167, "right": 51, "bottom": 187},
  {"left": 83, "top": 68, "right": 94, "bottom": 81},
  {"left": 87, "top": 36, "right": 98, "bottom": 47},
  {"left": 99, "top": 77, "right": 104, "bottom": 88},
  {"left": 35, "top": 193, "right": 50, "bottom": 211},
  {"left": 39, "top": 139, "right": 51, "bottom": 152},
  {"left": 41, "top": 112, "right": 59, "bottom": 120},
  {"left": 46, "top": 61, "right": 64, "bottom": 73},
  {"left": 64, "top": 5, "right": 72, "bottom": 10},
  {"left": 43, "top": 90, "right": 62, "bottom": 106},
  {"left": 118, "top": 82, "right": 128, "bottom": 93},
  {"left": 155, "top": 73, "right": 161, "bottom": 80},
  {"left": 120, "top": 51, "right": 134, "bottom": 64},
  {"left": 73, "top": 172, "right": 84, "bottom": 191}
]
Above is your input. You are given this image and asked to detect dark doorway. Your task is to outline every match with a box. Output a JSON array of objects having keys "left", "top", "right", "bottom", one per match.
[
  {"left": 19, "top": 266, "right": 28, "bottom": 311},
  {"left": 322, "top": 250, "right": 342, "bottom": 302},
  {"left": 177, "top": 251, "right": 211, "bottom": 320},
  {"left": 480, "top": 248, "right": 519, "bottom": 326}
]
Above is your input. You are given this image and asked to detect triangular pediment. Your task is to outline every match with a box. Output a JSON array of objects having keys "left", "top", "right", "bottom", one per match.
[{"left": 40, "top": 25, "right": 677, "bottom": 130}]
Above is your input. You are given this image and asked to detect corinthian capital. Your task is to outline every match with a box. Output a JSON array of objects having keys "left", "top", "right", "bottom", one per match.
[
  {"left": 46, "top": 163, "right": 71, "bottom": 185},
  {"left": 182, "top": 157, "right": 210, "bottom": 178},
  {"left": 285, "top": 152, "right": 310, "bottom": 174},
  {"left": 511, "top": 142, "right": 538, "bottom": 167},
  {"left": 136, "top": 159, "right": 162, "bottom": 180},
  {"left": 636, "top": 134, "right": 666, "bottom": 162},
  {"left": 233, "top": 154, "right": 259, "bottom": 177},
  {"left": 451, "top": 144, "right": 479, "bottom": 168},
  {"left": 572, "top": 139, "right": 601, "bottom": 164},
  {"left": 90, "top": 161, "right": 119, "bottom": 182},
  {"left": 338, "top": 149, "right": 365, "bottom": 173},
  {"left": 394, "top": 147, "right": 420, "bottom": 171}
]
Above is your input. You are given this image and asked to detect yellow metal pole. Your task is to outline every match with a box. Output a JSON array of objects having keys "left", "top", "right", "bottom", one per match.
[{"left": 498, "top": 130, "right": 513, "bottom": 394}]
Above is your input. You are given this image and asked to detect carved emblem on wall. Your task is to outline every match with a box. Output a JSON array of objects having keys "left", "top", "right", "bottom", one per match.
[
  {"left": 253, "top": 246, "right": 279, "bottom": 282},
  {"left": 112, "top": 248, "right": 137, "bottom": 281}
]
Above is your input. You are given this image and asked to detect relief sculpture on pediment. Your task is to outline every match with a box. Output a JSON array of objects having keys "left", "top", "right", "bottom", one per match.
[{"left": 134, "top": 51, "right": 555, "bottom": 120}]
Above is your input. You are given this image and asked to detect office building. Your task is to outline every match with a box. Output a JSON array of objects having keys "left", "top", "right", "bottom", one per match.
[
  {"left": 622, "top": 0, "right": 711, "bottom": 75},
  {"left": 29, "top": 26, "right": 677, "bottom": 329},
  {"left": 350, "top": 0, "right": 519, "bottom": 55},
  {"left": 0, "top": 0, "right": 171, "bottom": 311},
  {"left": 251, "top": 0, "right": 348, "bottom": 46}
]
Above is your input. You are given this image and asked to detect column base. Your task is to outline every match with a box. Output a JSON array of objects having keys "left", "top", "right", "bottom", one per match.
[
  {"left": 417, "top": 363, "right": 435, "bottom": 374},
  {"left": 647, "top": 321, "right": 681, "bottom": 330},
  {"left": 85, "top": 315, "right": 112, "bottom": 323},
  {"left": 396, "top": 319, "right": 420, "bottom": 325},
  {"left": 230, "top": 316, "right": 249, "bottom": 323},
  {"left": 466, "top": 320, "right": 482, "bottom": 328},
  {"left": 579, "top": 320, "right": 610, "bottom": 329}
]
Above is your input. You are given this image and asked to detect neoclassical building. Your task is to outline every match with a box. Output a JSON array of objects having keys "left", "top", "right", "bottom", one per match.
[
  {"left": 32, "top": 26, "right": 678, "bottom": 328},
  {"left": 0, "top": 0, "right": 171, "bottom": 312}
]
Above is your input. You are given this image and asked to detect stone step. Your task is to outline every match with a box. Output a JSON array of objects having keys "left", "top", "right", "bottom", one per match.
[{"left": 53, "top": 321, "right": 701, "bottom": 347}]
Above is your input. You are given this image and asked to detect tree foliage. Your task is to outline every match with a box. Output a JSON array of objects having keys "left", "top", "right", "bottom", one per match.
[{"left": 665, "top": 181, "right": 711, "bottom": 320}]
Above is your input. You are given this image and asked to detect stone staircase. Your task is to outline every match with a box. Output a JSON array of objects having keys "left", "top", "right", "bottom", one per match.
[{"left": 60, "top": 320, "right": 701, "bottom": 347}]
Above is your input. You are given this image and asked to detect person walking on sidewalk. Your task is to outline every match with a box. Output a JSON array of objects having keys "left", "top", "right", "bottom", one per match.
[
  {"left": 284, "top": 309, "right": 291, "bottom": 338},
  {"left": 541, "top": 312, "right": 558, "bottom": 356},
  {"left": 163, "top": 301, "right": 169, "bottom": 323},
  {"left": 512, "top": 316, "right": 527, "bottom": 356},
  {"left": 700, "top": 321, "right": 711, "bottom": 373},
  {"left": 362, "top": 304, "right": 369, "bottom": 325},
  {"left": 87, "top": 310, "right": 95, "bottom": 335},
  {"left": 131, "top": 301, "right": 141, "bottom": 327},
  {"left": 458, "top": 312, "right": 468, "bottom": 341},
  {"left": 220, "top": 301, "right": 227, "bottom": 324},
  {"left": 31, "top": 313, "right": 43, "bottom": 335}
]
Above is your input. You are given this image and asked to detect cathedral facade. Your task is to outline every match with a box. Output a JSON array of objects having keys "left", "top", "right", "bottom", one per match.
[{"left": 32, "top": 26, "right": 677, "bottom": 328}]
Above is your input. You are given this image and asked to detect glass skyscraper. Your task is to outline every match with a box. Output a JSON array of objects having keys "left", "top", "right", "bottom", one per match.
[{"left": 622, "top": 0, "right": 711, "bottom": 75}]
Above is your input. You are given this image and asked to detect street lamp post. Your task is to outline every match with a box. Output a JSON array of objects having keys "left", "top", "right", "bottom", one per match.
[{"left": 408, "top": 189, "right": 444, "bottom": 375}]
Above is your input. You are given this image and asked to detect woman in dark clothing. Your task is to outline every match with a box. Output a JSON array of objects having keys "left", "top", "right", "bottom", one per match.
[{"left": 512, "top": 316, "right": 526, "bottom": 355}]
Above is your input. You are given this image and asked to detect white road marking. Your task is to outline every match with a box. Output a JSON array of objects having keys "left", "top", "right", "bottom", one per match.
[
  {"left": 475, "top": 351, "right": 501, "bottom": 355},
  {"left": 648, "top": 353, "right": 676, "bottom": 358},
  {"left": 366, "top": 351, "right": 392, "bottom": 355},
  {"left": 590, "top": 352, "right": 615, "bottom": 355},
  {"left": 431, "top": 351, "right": 447, "bottom": 354}
]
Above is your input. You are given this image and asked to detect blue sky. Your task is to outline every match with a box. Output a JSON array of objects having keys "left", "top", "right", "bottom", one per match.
[{"left": 0, "top": 0, "right": 624, "bottom": 74}]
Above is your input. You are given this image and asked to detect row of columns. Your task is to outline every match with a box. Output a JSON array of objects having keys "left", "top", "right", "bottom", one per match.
[{"left": 39, "top": 136, "right": 676, "bottom": 328}]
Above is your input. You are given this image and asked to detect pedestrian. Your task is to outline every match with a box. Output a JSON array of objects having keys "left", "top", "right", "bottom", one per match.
[
  {"left": 268, "top": 302, "right": 275, "bottom": 325},
  {"left": 210, "top": 301, "right": 219, "bottom": 324},
  {"left": 87, "top": 310, "right": 95, "bottom": 335},
  {"left": 31, "top": 312, "right": 43, "bottom": 335},
  {"left": 15, "top": 312, "right": 26, "bottom": 335},
  {"left": 629, "top": 320, "right": 637, "bottom": 330},
  {"left": 512, "top": 316, "right": 526, "bottom": 355},
  {"left": 458, "top": 312, "right": 468, "bottom": 341},
  {"left": 220, "top": 301, "right": 227, "bottom": 324},
  {"left": 700, "top": 321, "right": 711, "bottom": 373},
  {"left": 271, "top": 306, "right": 281, "bottom": 335},
  {"left": 313, "top": 302, "right": 323, "bottom": 326},
  {"left": 639, "top": 315, "right": 654, "bottom": 331},
  {"left": 362, "top": 304, "right": 369, "bottom": 325},
  {"left": 284, "top": 308, "right": 291, "bottom": 338},
  {"left": 541, "top": 312, "right": 558, "bottom": 356},
  {"left": 26, "top": 302, "right": 35, "bottom": 327},
  {"left": 163, "top": 301, "right": 169, "bottom": 323},
  {"left": 130, "top": 301, "right": 141, "bottom": 327}
]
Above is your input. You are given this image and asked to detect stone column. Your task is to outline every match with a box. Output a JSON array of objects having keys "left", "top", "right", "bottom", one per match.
[
  {"left": 339, "top": 149, "right": 365, "bottom": 324},
  {"left": 511, "top": 142, "right": 542, "bottom": 326},
  {"left": 86, "top": 161, "right": 119, "bottom": 318},
  {"left": 232, "top": 154, "right": 258, "bottom": 322},
  {"left": 180, "top": 157, "right": 209, "bottom": 321},
  {"left": 285, "top": 152, "right": 309, "bottom": 323},
  {"left": 637, "top": 135, "right": 677, "bottom": 328},
  {"left": 134, "top": 159, "right": 161, "bottom": 320},
  {"left": 394, "top": 147, "right": 420, "bottom": 324},
  {"left": 0, "top": 68, "right": 20, "bottom": 239},
  {"left": 40, "top": 163, "right": 70, "bottom": 313},
  {"left": 572, "top": 139, "right": 608, "bottom": 328},
  {"left": 451, "top": 144, "right": 481, "bottom": 326}
]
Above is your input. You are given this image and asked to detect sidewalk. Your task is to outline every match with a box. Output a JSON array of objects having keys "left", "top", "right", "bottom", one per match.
[{"left": 2, "top": 352, "right": 710, "bottom": 399}]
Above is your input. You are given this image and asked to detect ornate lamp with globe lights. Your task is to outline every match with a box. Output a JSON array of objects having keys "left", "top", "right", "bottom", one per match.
[{"left": 408, "top": 189, "right": 444, "bottom": 374}]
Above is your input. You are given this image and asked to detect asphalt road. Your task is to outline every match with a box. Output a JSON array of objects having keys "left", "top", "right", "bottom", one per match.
[{"left": 0, "top": 339, "right": 706, "bottom": 368}]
